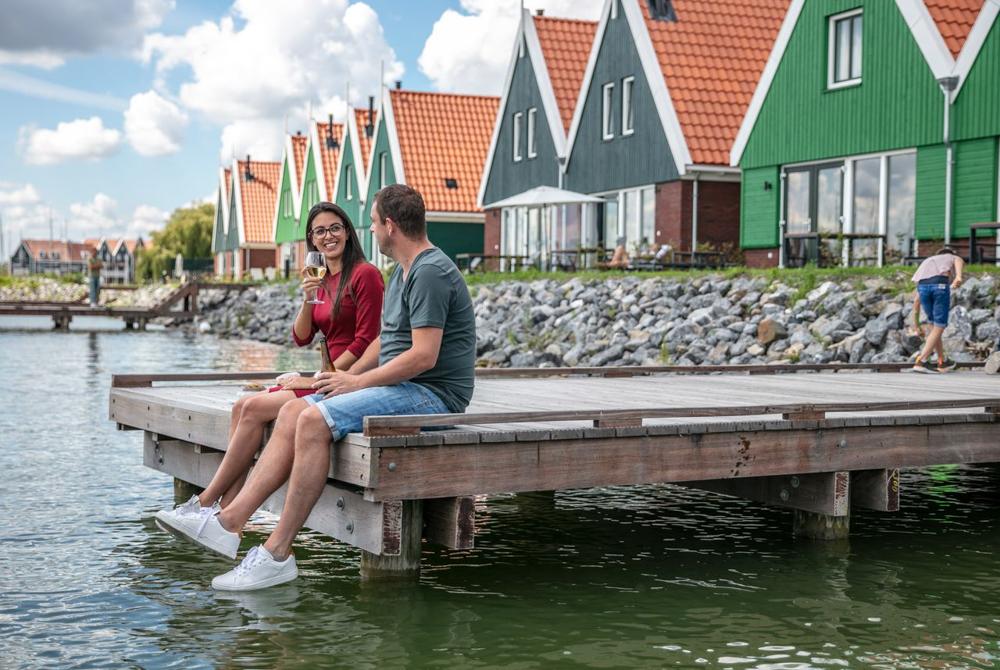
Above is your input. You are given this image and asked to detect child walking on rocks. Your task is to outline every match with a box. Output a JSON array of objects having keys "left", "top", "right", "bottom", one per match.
[{"left": 910, "top": 247, "right": 964, "bottom": 373}]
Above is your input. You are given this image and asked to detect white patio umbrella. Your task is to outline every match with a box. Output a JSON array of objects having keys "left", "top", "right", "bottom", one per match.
[{"left": 483, "top": 185, "right": 603, "bottom": 209}]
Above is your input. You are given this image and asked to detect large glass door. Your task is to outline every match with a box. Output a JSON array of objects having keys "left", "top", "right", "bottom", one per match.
[{"left": 784, "top": 162, "right": 843, "bottom": 266}]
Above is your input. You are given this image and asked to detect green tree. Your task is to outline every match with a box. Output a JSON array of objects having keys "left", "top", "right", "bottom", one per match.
[{"left": 136, "top": 203, "right": 215, "bottom": 282}]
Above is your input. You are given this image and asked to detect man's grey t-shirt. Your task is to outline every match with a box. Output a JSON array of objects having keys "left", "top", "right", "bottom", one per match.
[{"left": 379, "top": 247, "right": 476, "bottom": 412}]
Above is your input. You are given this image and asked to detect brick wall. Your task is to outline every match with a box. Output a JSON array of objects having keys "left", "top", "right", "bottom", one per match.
[
  {"left": 654, "top": 180, "right": 740, "bottom": 252},
  {"left": 484, "top": 208, "right": 501, "bottom": 271},
  {"left": 744, "top": 248, "right": 779, "bottom": 268},
  {"left": 247, "top": 247, "right": 277, "bottom": 271}
]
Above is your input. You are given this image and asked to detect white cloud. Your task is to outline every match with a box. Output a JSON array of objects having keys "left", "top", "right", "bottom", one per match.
[
  {"left": 0, "top": 183, "right": 42, "bottom": 207},
  {"left": 18, "top": 117, "right": 123, "bottom": 165},
  {"left": 68, "top": 193, "right": 120, "bottom": 239},
  {"left": 125, "top": 90, "right": 189, "bottom": 156},
  {"left": 128, "top": 204, "right": 169, "bottom": 238},
  {"left": 0, "top": 68, "right": 127, "bottom": 111},
  {"left": 419, "top": 0, "right": 603, "bottom": 94},
  {"left": 142, "top": 0, "right": 403, "bottom": 160},
  {"left": 0, "top": 0, "right": 174, "bottom": 68}
]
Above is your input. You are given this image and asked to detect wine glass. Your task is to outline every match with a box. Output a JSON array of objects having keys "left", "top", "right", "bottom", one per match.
[{"left": 304, "top": 251, "right": 327, "bottom": 305}]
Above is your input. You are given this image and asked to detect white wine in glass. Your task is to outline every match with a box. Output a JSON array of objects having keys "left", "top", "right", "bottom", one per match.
[{"left": 304, "top": 251, "right": 327, "bottom": 304}]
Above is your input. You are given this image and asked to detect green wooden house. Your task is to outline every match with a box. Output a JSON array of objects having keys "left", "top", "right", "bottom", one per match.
[
  {"left": 212, "top": 158, "right": 281, "bottom": 278},
  {"left": 559, "top": 0, "right": 787, "bottom": 258},
  {"left": 731, "top": 0, "right": 1000, "bottom": 267},
  {"left": 272, "top": 131, "right": 309, "bottom": 275},
  {"left": 295, "top": 118, "right": 344, "bottom": 254},
  {"left": 334, "top": 105, "right": 378, "bottom": 256},
  {"left": 363, "top": 87, "right": 498, "bottom": 264}
]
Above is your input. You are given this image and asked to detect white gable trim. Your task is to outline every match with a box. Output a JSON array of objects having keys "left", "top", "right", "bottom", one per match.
[
  {"left": 382, "top": 88, "right": 406, "bottom": 185},
  {"left": 895, "top": 0, "right": 955, "bottom": 80},
  {"left": 565, "top": 0, "right": 691, "bottom": 178},
  {"left": 478, "top": 11, "right": 530, "bottom": 208},
  {"left": 730, "top": 0, "right": 805, "bottom": 166},
  {"left": 230, "top": 159, "right": 247, "bottom": 247},
  {"left": 345, "top": 109, "right": 369, "bottom": 203},
  {"left": 525, "top": 13, "right": 569, "bottom": 158},
  {"left": 212, "top": 167, "right": 230, "bottom": 252},
  {"left": 953, "top": 0, "right": 1000, "bottom": 98}
]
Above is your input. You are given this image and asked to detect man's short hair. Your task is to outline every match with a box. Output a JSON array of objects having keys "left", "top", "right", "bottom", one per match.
[{"left": 374, "top": 184, "right": 426, "bottom": 239}]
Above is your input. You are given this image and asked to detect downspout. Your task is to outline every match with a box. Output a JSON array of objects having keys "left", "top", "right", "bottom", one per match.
[
  {"left": 938, "top": 76, "right": 959, "bottom": 245},
  {"left": 691, "top": 172, "right": 700, "bottom": 252}
]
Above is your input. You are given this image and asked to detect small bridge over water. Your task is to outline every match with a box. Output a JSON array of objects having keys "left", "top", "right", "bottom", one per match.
[{"left": 0, "top": 281, "right": 252, "bottom": 330}]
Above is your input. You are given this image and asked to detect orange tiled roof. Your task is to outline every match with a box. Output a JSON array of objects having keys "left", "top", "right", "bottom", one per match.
[
  {"left": 355, "top": 108, "right": 378, "bottom": 171},
  {"left": 124, "top": 239, "right": 142, "bottom": 254},
  {"left": 22, "top": 239, "right": 96, "bottom": 261},
  {"left": 924, "top": 0, "right": 984, "bottom": 57},
  {"left": 236, "top": 159, "right": 281, "bottom": 244},
  {"left": 534, "top": 16, "right": 598, "bottom": 132},
  {"left": 640, "top": 0, "right": 789, "bottom": 166},
  {"left": 390, "top": 89, "right": 499, "bottom": 213},
  {"left": 315, "top": 121, "right": 344, "bottom": 199},
  {"left": 291, "top": 133, "right": 308, "bottom": 190},
  {"left": 83, "top": 237, "right": 101, "bottom": 248}
]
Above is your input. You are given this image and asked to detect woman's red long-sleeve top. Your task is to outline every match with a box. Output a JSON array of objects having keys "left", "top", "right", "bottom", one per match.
[{"left": 292, "top": 262, "right": 384, "bottom": 360}]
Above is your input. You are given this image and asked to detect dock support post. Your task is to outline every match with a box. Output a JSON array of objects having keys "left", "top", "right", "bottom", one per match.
[
  {"left": 52, "top": 314, "right": 71, "bottom": 330},
  {"left": 360, "top": 500, "right": 423, "bottom": 581},
  {"left": 138, "top": 317, "right": 148, "bottom": 331},
  {"left": 792, "top": 510, "right": 850, "bottom": 540},
  {"left": 124, "top": 319, "right": 135, "bottom": 330},
  {"left": 173, "top": 477, "right": 202, "bottom": 504}
]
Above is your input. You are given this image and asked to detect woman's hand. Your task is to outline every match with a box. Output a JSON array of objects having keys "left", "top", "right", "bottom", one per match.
[
  {"left": 275, "top": 371, "right": 299, "bottom": 385},
  {"left": 311, "top": 370, "right": 363, "bottom": 397},
  {"left": 300, "top": 266, "right": 323, "bottom": 302}
]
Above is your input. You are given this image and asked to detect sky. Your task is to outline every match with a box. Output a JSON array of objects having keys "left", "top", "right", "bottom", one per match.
[{"left": 0, "top": 0, "right": 602, "bottom": 255}]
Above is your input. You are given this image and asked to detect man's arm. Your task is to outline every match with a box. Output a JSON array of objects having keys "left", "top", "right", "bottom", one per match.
[
  {"left": 312, "top": 328, "right": 441, "bottom": 396},
  {"left": 951, "top": 256, "right": 965, "bottom": 289}
]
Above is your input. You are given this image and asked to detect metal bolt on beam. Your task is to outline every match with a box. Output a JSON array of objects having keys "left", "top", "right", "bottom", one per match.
[
  {"left": 387, "top": 462, "right": 397, "bottom": 472},
  {"left": 336, "top": 497, "right": 345, "bottom": 509}
]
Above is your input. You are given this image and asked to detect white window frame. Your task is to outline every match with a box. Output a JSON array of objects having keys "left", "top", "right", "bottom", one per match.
[
  {"left": 621, "top": 76, "right": 635, "bottom": 136},
  {"left": 513, "top": 112, "right": 523, "bottom": 162},
  {"left": 601, "top": 82, "right": 615, "bottom": 141},
  {"left": 379, "top": 152, "right": 387, "bottom": 189},
  {"left": 611, "top": 0, "right": 618, "bottom": 20},
  {"left": 827, "top": 8, "right": 863, "bottom": 90},
  {"left": 519, "top": 35, "right": 525, "bottom": 59},
  {"left": 527, "top": 107, "right": 538, "bottom": 159},
  {"left": 346, "top": 167, "right": 353, "bottom": 200}
]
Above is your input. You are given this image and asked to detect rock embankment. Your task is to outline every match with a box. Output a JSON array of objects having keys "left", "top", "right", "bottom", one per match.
[
  {"left": 0, "top": 277, "right": 173, "bottom": 307},
  {"left": 192, "top": 273, "right": 1000, "bottom": 367}
]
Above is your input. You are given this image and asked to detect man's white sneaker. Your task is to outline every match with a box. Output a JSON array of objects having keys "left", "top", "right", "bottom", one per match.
[
  {"left": 154, "top": 507, "right": 240, "bottom": 560},
  {"left": 212, "top": 545, "right": 297, "bottom": 591}
]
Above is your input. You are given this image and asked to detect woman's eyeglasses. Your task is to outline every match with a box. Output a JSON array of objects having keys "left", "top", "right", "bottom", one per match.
[{"left": 311, "top": 224, "right": 346, "bottom": 238}]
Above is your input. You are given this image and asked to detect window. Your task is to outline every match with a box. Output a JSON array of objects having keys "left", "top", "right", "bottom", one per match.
[
  {"left": 519, "top": 35, "right": 525, "bottom": 59},
  {"left": 379, "top": 153, "right": 387, "bottom": 188},
  {"left": 611, "top": 0, "right": 618, "bottom": 20},
  {"left": 513, "top": 112, "right": 523, "bottom": 161},
  {"left": 527, "top": 108, "right": 537, "bottom": 159},
  {"left": 282, "top": 188, "right": 292, "bottom": 217},
  {"left": 886, "top": 153, "right": 916, "bottom": 258},
  {"left": 601, "top": 83, "right": 615, "bottom": 140},
  {"left": 828, "top": 9, "right": 862, "bottom": 88},
  {"left": 444, "top": 177, "right": 458, "bottom": 189},
  {"left": 345, "top": 166, "right": 353, "bottom": 200},
  {"left": 39, "top": 251, "right": 47, "bottom": 259},
  {"left": 621, "top": 76, "right": 635, "bottom": 135}
]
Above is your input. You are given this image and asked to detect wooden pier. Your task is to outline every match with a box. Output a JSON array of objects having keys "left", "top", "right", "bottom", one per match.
[
  {"left": 0, "top": 281, "right": 251, "bottom": 330},
  {"left": 109, "top": 364, "right": 1000, "bottom": 578}
]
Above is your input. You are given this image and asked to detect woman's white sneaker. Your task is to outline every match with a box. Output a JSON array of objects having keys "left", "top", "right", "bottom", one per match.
[
  {"left": 154, "top": 507, "right": 240, "bottom": 560},
  {"left": 212, "top": 546, "right": 297, "bottom": 591}
]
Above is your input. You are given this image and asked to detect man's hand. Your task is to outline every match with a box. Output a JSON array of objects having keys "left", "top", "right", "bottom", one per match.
[{"left": 312, "top": 370, "right": 364, "bottom": 397}]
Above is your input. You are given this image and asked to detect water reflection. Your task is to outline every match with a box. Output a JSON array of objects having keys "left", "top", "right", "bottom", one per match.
[{"left": 1, "top": 324, "right": 999, "bottom": 668}]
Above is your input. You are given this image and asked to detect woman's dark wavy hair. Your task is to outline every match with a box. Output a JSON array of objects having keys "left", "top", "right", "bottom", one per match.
[{"left": 305, "top": 201, "right": 367, "bottom": 321}]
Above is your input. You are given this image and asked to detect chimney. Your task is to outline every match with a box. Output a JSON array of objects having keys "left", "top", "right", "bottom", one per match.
[
  {"left": 536, "top": 9, "right": 544, "bottom": 15},
  {"left": 326, "top": 113, "right": 339, "bottom": 149},
  {"left": 648, "top": 0, "right": 678, "bottom": 21},
  {"left": 244, "top": 154, "right": 254, "bottom": 181},
  {"left": 394, "top": 80, "right": 402, "bottom": 90},
  {"left": 366, "top": 95, "right": 375, "bottom": 138}
]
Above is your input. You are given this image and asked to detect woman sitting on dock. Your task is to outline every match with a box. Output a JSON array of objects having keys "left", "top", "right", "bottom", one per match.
[{"left": 157, "top": 202, "right": 384, "bottom": 519}]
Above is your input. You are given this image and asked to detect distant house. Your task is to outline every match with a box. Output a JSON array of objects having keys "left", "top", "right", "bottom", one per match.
[
  {"left": 87, "top": 237, "right": 144, "bottom": 283},
  {"left": 212, "top": 167, "right": 233, "bottom": 276},
  {"left": 479, "top": 9, "right": 597, "bottom": 265},
  {"left": 10, "top": 239, "right": 95, "bottom": 276},
  {"left": 335, "top": 104, "right": 379, "bottom": 256},
  {"left": 559, "top": 0, "right": 787, "bottom": 260},
  {"left": 272, "top": 131, "right": 310, "bottom": 274},
  {"left": 732, "top": 0, "right": 1000, "bottom": 267},
  {"left": 297, "top": 117, "right": 345, "bottom": 247},
  {"left": 214, "top": 158, "right": 281, "bottom": 279},
  {"left": 365, "top": 87, "right": 499, "bottom": 263}
]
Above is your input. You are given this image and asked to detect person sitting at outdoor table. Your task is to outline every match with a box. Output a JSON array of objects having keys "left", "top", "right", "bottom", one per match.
[
  {"left": 154, "top": 202, "right": 384, "bottom": 521},
  {"left": 603, "top": 236, "right": 630, "bottom": 269}
]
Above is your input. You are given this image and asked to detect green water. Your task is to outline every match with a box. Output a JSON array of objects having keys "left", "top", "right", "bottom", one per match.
[{"left": 1, "top": 317, "right": 998, "bottom": 669}]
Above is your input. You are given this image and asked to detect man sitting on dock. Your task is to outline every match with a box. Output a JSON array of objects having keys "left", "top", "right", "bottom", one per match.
[{"left": 155, "top": 184, "right": 476, "bottom": 590}]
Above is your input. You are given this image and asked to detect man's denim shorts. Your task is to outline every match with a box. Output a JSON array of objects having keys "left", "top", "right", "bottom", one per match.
[
  {"left": 303, "top": 381, "right": 450, "bottom": 440},
  {"left": 918, "top": 282, "right": 951, "bottom": 328}
]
